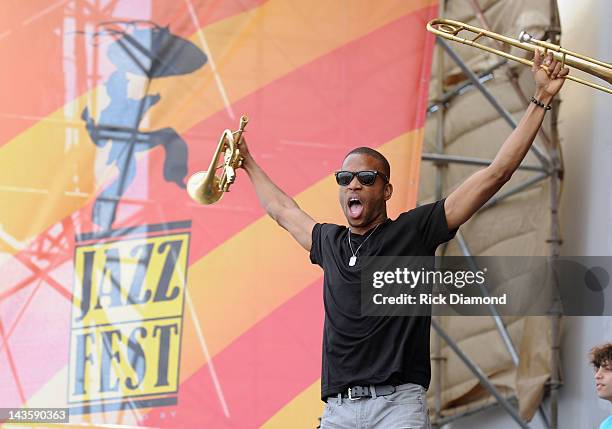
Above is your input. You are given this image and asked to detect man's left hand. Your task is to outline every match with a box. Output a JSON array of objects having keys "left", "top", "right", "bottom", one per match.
[{"left": 532, "top": 49, "right": 570, "bottom": 101}]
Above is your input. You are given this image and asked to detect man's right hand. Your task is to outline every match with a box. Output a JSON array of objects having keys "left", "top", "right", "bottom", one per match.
[{"left": 236, "top": 134, "right": 253, "bottom": 170}]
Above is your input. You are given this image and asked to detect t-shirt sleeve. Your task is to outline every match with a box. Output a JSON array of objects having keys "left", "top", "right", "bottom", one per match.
[
  {"left": 310, "top": 223, "right": 325, "bottom": 266},
  {"left": 600, "top": 416, "right": 612, "bottom": 429},
  {"left": 411, "top": 198, "right": 457, "bottom": 252}
]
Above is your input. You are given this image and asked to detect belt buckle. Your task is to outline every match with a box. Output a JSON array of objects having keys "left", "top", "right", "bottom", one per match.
[{"left": 347, "top": 387, "right": 361, "bottom": 401}]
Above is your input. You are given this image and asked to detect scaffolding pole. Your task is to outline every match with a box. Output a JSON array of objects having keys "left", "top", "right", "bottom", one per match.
[
  {"left": 455, "top": 232, "right": 520, "bottom": 365},
  {"left": 431, "top": 1, "right": 446, "bottom": 424},
  {"left": 436, "top": 396, "right": 518, "bottom": 426},
  {"left": 422, "top": 153, "right": 547, "bottom": 173},
  {"left": 432, "top": 320, "right": 531, "bottom": 429},
  {"left": 436, "top": 38, "right": 550, "bottom": 169},
  {"left": 548, "top": 2, "right": 563, "bottom": 427}
]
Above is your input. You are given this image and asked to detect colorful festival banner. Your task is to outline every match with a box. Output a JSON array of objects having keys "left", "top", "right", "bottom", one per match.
[{"left": 0, "top": 1, "right": 436, "bottom": 427}]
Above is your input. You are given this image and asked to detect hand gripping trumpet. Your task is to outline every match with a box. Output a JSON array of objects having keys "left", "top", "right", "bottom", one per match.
[
  {"left": 426, "top": 18, "right": 612, "bottom": 94},
  {"left": 187, "top": 115, "right": 248, "bottom": 204}
]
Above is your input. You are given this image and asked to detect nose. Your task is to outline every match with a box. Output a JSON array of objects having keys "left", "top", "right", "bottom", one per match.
[
  {"left": 347, "top": 174, "right": 362, "bottom": 190},
  {"left": 596, "top": 367, "right": 603, "bottom": 379}
]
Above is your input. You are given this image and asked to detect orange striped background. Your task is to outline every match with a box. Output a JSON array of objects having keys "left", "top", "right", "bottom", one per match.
[{"left": 0, "top": 1, "right": 437, "bottom": 427}]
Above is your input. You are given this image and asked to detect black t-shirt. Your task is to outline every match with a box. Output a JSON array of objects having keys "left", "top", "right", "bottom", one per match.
[{"left": 310, "top": 199, "right": 457, "bottom": 400}]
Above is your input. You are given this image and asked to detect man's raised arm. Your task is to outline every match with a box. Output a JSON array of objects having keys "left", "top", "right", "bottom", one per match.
[
  {"left": 239, "top": 138, "right": 316, "bottom": 251},
  {"left": 445, "top": 50, "right": 569, "bottom": 230}
]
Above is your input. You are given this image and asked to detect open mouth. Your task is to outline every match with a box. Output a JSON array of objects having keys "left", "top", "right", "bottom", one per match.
[{"left": 347, "top": 197, "right": 363, "bottom": 219}]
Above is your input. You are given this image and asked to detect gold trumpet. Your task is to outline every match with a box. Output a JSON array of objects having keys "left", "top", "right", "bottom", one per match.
[
  {"left": 426, "top": 18, "right": 612, "bottom": 94},
  {"left": 187, "top": 115, "right": 249, "bottom": 204}
]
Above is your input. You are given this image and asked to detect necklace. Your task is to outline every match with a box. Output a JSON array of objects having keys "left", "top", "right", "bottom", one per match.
[{"left": 347, "top": 223, "right": 382, "bottom": 267}]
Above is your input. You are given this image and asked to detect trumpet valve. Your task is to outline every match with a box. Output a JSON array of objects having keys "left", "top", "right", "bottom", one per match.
[
  {"left": 234, "top": 148, "right": 243, "bottom": 168},
  {"left": 225, "top": 166, "right": 236, "bottom": 187}
]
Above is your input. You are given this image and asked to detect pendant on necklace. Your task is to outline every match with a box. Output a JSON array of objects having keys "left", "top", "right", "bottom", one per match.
[{"left": 349, "top": 256, "right": 357, "bottom": 267}]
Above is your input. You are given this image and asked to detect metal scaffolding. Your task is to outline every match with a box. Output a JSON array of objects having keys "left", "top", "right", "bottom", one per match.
[{"left": 425, "top": 1, "right": 562, "bottom": 428}]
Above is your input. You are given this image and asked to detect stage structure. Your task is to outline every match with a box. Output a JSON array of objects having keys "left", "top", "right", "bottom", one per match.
[{"left": 421, "top": 0, "right": 563, "bottom": 428}]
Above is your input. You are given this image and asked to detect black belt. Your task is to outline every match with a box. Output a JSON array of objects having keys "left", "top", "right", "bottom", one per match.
[{"left": 339, "top": 385, "right": 396, "bottom": 400}]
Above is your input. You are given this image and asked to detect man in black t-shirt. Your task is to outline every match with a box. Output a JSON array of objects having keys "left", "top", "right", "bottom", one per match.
[{"left": 239, "top": 51, "right": 567, "bottom": 428}]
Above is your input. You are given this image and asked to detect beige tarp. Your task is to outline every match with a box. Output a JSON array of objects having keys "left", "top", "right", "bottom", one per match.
[{"left": 421, "top": 0, "right": 561, "bottom": 422}]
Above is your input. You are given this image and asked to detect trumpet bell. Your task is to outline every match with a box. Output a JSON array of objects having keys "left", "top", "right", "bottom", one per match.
[{"left": 187, "top": 171, "right": 223, "bottom": 205}]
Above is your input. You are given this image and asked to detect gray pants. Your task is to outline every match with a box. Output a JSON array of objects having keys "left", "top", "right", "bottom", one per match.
[{"left": 320, "top": 383, "right": 430, "bottom": 429}]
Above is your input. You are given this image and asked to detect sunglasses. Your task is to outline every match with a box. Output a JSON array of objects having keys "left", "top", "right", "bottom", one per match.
[{"left": 334, "top": 170, "right": 389, "bottom": 186}]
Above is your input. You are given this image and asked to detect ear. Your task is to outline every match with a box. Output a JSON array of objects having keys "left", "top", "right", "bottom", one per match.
[{"left": 384, "top": 182, "right": 393, "bottom": 201}]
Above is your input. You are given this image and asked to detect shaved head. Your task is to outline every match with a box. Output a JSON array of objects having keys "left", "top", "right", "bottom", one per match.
[{"left": 343, "top": 147, "right": 390, "bottom": 179}]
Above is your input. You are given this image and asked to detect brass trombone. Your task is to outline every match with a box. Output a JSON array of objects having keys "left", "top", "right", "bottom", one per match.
[
  {"left": 426, "top": 18, "right": 612, "bottom": 94},
  {"left": 187, "top": 115, "right": 249, "bottom": 204}
]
